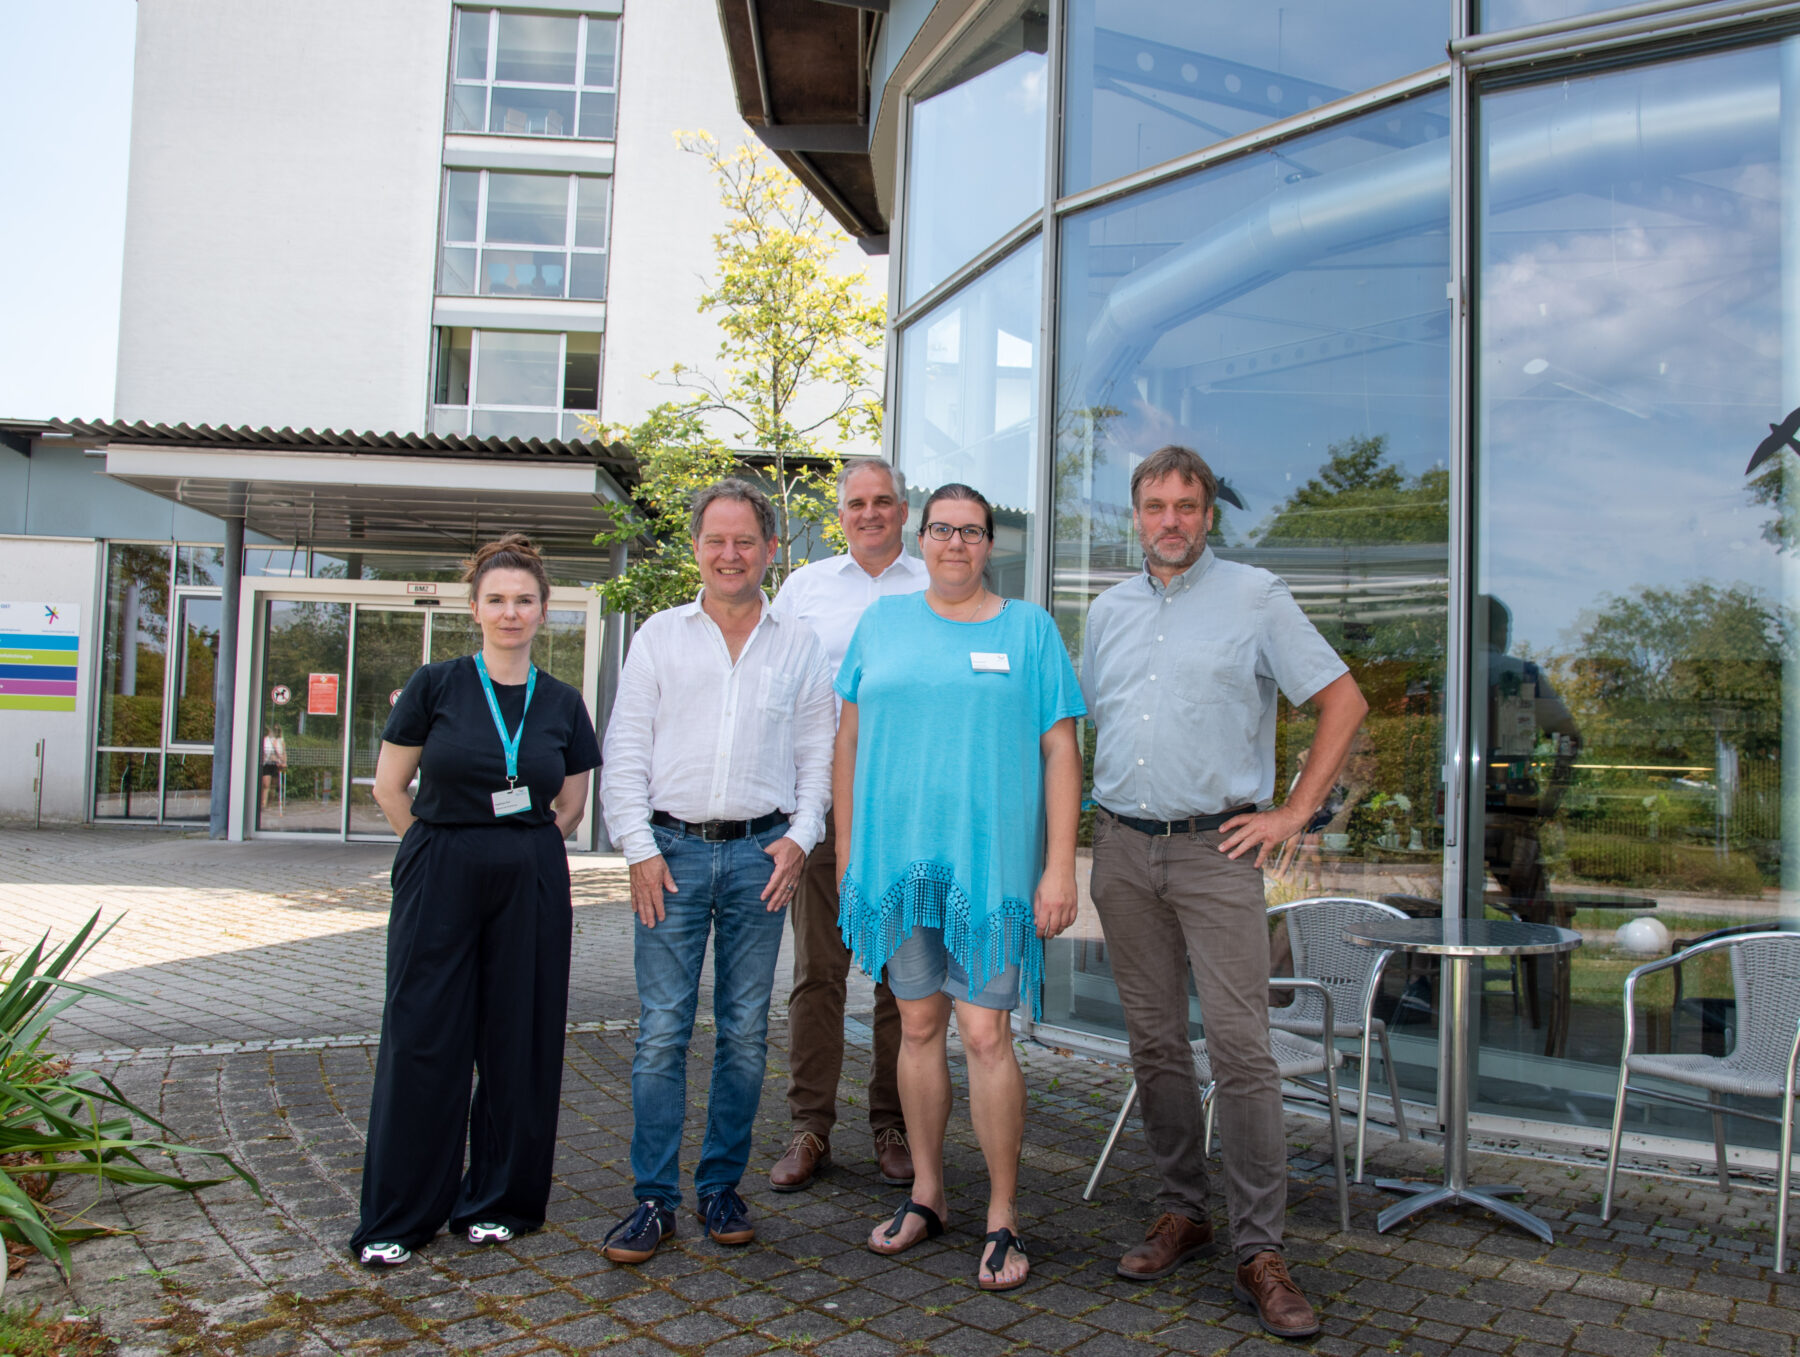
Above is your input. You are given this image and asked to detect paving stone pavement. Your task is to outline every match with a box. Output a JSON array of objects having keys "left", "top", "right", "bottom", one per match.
[{"left": 5, "top": 827, "right": 1800, "bottom": 1356}]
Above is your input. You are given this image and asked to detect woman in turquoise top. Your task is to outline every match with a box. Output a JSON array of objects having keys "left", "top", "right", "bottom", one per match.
[{"left": 833, "top": 483, "right": 1084, "bottom": 1292}]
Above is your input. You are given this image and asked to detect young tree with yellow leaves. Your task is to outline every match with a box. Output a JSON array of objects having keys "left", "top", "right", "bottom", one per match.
[{"left": 589, "top": 131, "right": 886, "bottom": 613}]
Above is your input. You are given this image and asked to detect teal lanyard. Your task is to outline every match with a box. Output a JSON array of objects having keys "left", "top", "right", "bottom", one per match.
[{"left": 475, "top": 653, "right": 537, "bottom": 788}]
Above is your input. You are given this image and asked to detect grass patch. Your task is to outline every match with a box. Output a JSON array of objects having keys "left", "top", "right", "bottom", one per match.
[{"left": 0, "top": 1306, "right": 115, "bottom": 1356}]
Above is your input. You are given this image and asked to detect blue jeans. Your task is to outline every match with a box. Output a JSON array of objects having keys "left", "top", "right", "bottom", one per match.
[{"left": 630, "top": 821, "right": 789, "bottom": 1208}]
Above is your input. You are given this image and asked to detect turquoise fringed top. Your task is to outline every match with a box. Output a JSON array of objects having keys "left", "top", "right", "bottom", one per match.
[{"left": 834, "top": 593, "right": 1085, "bottom": 1017}]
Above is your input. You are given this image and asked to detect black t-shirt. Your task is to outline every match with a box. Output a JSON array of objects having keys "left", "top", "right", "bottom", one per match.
[{"left": 383, "top": 656, "right": 601, "bottom": 828}]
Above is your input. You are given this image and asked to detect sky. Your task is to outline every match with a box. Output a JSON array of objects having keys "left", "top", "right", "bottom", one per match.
[{"left": 0, "top": 1, "right": 137, "bottom": 421}]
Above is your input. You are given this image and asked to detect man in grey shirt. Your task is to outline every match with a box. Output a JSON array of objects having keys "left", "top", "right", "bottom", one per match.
[{"left": 1081, "top": 445, "right": 1367, "bottom": 1340}]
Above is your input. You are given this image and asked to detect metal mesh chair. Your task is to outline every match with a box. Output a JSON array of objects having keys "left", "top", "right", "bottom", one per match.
[
  {"left": 1601, "top": 931, "right": 1800, "bottom": 1272},
  {"left": 1082, "top": 978, "right": 1350, "bottom": 1232},
  {"left": 1268, "top": 897, "right": 1412, "bottom": 1181}
]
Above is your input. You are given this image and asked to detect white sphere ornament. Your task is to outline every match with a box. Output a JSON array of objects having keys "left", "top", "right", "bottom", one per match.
[{"left": 1615, "top": 917, "right": 1671, "bottom": 956}]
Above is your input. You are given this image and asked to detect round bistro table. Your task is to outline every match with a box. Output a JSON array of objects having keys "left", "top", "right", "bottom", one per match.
[{"left": 1343, "top": 916, "right": 1582, "bottom": 1242}]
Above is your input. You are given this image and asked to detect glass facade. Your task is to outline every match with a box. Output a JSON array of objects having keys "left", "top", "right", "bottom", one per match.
[
  {"left": 886, "top": 0, "right": 1800, "bottom": 1151},
  {"left": 903, "top": 0, "right": 1049, "bottom": 304},
  {"left": 1062, "top": 0, "right": 1445, "bottom": 192}
]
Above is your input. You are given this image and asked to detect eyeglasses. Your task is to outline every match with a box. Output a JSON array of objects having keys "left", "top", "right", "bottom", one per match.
[{"left": 923, "top": 521, "right": 989, "bottom": 543}]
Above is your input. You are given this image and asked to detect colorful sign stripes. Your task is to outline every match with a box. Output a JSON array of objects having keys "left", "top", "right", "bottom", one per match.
[{"left": 0, "top": 604, "right": 80, "bottom": 712}]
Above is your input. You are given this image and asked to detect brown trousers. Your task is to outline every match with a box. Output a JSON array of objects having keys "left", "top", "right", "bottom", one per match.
[
  {"left": 785, "top": 818, "right": 904, "bottom": 1138},
  {"left": 1090, "top": 811, "right": 1288, "bottom": 1260}
]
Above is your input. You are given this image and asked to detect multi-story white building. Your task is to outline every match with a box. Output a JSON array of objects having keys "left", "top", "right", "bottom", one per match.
[{"left": 0, "top": 0, "right": 877, "bottom": 843}]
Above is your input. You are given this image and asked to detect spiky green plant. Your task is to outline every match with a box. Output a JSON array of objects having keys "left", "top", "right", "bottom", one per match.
[{"left": 0, "top": 912, "right": 260, "bottom": 1284}]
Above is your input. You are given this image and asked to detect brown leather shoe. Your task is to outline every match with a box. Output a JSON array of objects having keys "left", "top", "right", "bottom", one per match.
[
  {"left": 769, "top": 1131, "right": 830, "bottom": 1192},
  {"left": 1116, "top": 1211, "right": 1216, "bottom": 1280},
  {"left": 1233, "top": 1250, "right": 1320, "bottom": 1338},
  {"left": 873, "top": 1127, "right": 913, "bottom": 1185}
]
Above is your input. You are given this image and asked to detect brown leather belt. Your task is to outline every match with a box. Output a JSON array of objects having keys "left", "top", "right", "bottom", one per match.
[{"left": 650, "top": 809, "right": 787, "bottom": 842}]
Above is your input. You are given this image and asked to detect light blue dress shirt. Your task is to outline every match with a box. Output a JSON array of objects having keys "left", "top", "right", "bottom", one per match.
[{"left": 1080, "top": 546, "right": 1348, "bottom": 820}]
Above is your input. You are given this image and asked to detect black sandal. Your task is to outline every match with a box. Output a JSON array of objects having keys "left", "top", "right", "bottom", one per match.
[
  {"left": 869, "top": 1198, "right": 945, "bottom": 1255},
  {"left": 978, "top": 1227, "right": 1029, "bottom": 1291}
]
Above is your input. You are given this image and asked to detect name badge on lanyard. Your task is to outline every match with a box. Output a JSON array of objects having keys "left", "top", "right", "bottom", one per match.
[{"left": 476, "top": 653, "right": 537, "bottom": 817}]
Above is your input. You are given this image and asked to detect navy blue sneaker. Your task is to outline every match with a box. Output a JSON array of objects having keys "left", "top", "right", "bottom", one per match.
[
  {"left": 601, "top": 1200, "right": 677, "bottom": 1264},
  {"left": 698, "top": 1187, "right": 755, "bottom": 1245}
]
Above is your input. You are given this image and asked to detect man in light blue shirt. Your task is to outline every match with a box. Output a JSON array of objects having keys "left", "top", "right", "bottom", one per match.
[{"left": 1081, "top": 446, "right": 1367, "bottom": 1339}]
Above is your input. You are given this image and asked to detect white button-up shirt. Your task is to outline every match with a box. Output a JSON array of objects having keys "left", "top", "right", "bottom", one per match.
[
  {"left": 601, "top": 593, "right": 836, "bottom": 865},
  {"left": 772, "top": 548, "right": 929, "bottom": 680}
]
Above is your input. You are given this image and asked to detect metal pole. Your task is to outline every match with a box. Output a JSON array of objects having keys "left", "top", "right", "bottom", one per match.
[
  {"left": 34, "top": 739, "right": 44, "bottom": 829},
  {"left": 1782, "top": 39, "right": 1800, "bottom": 922},
  {"left": 209, "top": 493, "right": 246, "bottom": 839}
]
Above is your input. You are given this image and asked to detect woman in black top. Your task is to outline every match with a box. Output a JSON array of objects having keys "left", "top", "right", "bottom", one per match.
[{"left": 350, "top": 535, "right": 601, "bottom": 1266}]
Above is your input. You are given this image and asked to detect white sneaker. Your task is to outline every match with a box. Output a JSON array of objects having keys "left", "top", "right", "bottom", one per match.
[
  {"left": 359, "top": 1242, "right": 411, "bottom": 1267},
  {"left": 468, "top": 1221, "right": 514, "bottom": 1245}
]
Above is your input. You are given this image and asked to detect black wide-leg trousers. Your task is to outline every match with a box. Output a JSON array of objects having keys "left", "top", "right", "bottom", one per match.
[{"left": 350, "top": 819, "right": 572, "bottom": 1254}]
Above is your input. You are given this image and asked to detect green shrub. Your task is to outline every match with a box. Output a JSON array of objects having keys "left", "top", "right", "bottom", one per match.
[
  {"left": 1561, "top": 832, "right": 1766, "bottom": 896},
  {"left": 0, "top": 913, "right": 259, "bottom": 1285}
]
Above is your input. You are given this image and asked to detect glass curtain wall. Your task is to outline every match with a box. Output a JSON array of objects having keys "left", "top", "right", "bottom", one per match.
[
  {"left": 896, "top": 239, "right": 1044, "bottom": 599},
  {"left": 903, "top": 0, "right": 1049, "bottom": 305},
  {"left": 1048, "top": 95, "right": 1453, "bottom": 1058},
  {"left": 1062, "top": 0, "right": 1445, "bottom": 192},
  {"left": 1472, "top": 42, "right": 1796, "bottom": 1144},
  {"left": 887, "top": 0, "right": 1800, "bottom": 1152}
]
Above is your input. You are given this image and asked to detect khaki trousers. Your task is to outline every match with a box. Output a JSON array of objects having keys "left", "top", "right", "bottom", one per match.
[
  {"left": 1090, "top": 811, "right": 1287, "bottom": 1260},
  {"left": 785, "top": 818, "right": 904, "bottom": 1139}
]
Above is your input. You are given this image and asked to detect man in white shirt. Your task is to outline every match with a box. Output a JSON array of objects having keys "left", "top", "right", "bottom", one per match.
[
  {"left": 599, "top": 478, "right": 836, "bottom": 1264},
  {"left": 767, "top": 458, "right": 927, "bottom": 1193}
]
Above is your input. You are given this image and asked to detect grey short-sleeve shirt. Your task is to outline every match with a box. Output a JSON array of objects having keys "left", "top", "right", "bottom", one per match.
[{"left": 1080, "top": 546, "right": 1348, "bottom": 819}]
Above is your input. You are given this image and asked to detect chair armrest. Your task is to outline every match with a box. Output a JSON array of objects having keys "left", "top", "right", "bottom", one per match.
[{"left": 1271, "top": 976, "right": 1334, "bottom": 1037}]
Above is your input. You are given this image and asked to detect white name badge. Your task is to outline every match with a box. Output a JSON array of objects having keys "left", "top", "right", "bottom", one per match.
[
  {"left": 492, "top": 785, "right": 532, "bottom": 817},
  {"left": 970, "top": 651, "right": 1011, "bottom": 673}
]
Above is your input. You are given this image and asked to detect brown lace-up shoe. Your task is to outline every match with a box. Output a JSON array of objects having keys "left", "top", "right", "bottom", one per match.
[
  {"left": 769, "top": 1131, "right": 830, "bottom": 1192},
  {"left": 1233, "top": 1250, "right": 1320, "bottom": 1338},
  {"left": 1116, "top": 1211, "right": 1216, "bottom": 1280},
  {"left": 873, "top": 1127, "right": 914, "bottom": 1185}
]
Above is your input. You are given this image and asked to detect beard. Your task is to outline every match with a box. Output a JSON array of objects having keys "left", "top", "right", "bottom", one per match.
[{"left": 1139, "top": 526, "right": 1204, "bottom": 571}]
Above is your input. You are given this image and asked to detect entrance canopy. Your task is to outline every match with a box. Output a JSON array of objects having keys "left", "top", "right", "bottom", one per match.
[{"left": 57, "top": 419, "right": 637, "bottom": 557}]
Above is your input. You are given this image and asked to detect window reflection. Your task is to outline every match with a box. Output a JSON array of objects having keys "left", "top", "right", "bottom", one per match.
[
  {"left": 1063, "top": 0, "right": 1445, "bottom": 193},
  {"left": 1473, "top": 45, "right": 1794, "bottom": 1142},
  {"left": 1048, "top": 93, "right": 1452, "bottom": 1052},
  {"left": 903, "top": 1, "right": 1047, "bottom": 305},
  {"left": 98, "top": 544, "right": 170, "bottom": 749},
  {"left": 1480, "top": 0, "right": 1619, "bottom": 32},
  {"left": 896, "top": 237, "right": 1042, "bottom": 599}
]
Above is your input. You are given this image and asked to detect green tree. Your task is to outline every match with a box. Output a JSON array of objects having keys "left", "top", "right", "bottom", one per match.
[
  {"left": 1555, "top": 580, "right": 1785, "bottom": 762},
  {"left": 590, "top": 132, "right": 886, "bottom": 613},
  {"left": 1255, "top": 433, "right": 1448, "bottom": 545}
]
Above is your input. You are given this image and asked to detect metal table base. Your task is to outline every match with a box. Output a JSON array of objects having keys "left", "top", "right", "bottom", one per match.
[{"left": 1345, "top": 919, "right": 1581, "bottom": 1242}]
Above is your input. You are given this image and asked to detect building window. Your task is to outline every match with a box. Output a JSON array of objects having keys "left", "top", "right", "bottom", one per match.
[
  {"left": 449, "top": 9, "right": 619, "bottom": 140},
  {"left": 94, "top": 541, "right": 222, "bottom": 823},
  {"left": 1061, "top": 0, "right": 1445, "bottom": 194},
  {"left": 903, "top": 0, "right": 1048, "bottom": 306},
  {"left": 438, "top": 170, "right": 610, "bottom": 300},
  {"left": 432, "top": 328, "right": 602, "bottom": 441},
  {"left": 896, "top": 236, "right": 1043, "bottom": 601}
]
